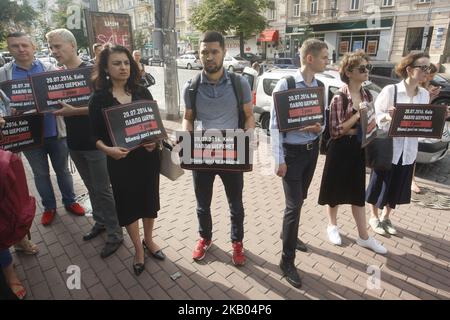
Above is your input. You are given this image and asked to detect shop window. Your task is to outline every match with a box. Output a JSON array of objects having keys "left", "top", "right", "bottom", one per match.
[{"left": 403, "top": 27, "right": 433, "bottom": 56}]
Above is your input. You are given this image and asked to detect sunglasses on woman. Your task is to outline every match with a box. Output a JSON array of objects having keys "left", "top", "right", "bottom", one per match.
[
  {"left": 351, "top": 64, "right": 373, "bottom": 73},
  {"left": 412, "top": 65, "right": 431, "bottom": 72}
]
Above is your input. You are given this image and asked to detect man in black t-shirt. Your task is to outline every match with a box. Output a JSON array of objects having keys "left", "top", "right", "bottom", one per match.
[{"left": 46, "top": 29, "right": 123, "bottom": 258}]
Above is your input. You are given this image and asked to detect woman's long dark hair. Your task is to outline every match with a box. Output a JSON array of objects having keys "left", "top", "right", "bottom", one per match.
[{"left": 91, "top": 44, "right": 141, "bottom": 92}]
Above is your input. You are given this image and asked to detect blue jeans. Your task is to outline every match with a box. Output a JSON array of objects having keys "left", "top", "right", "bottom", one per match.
[
  {"left": 193, "top": 171, "right": 245, "bottom": 242},
  {"left": 23, "top": 137, "right": 76, "bottom": 210}
]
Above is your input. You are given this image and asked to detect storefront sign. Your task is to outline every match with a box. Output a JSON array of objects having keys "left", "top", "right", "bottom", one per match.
[
  {"left": 30, "top": 67, "right": 94, "bottom": 113},
  {"left": 0, "top": 79, "right": 35, "bottom": 113},
  {"left": 389, "top": 104, "right": 447, "bottom": 138},
  {"left": 273, "top": 87, "right": 325, "bottom": 132},
  {"left": 0, "top": 113, "right": 44, "bottom": 152},
  {"left": 103, "top": 100, "right": 167, "bottom": 150},
  {"left": 352, "top": 40, "right": 364, "bottom": 51},
  {"left": 176, "top": 130, "right": 254, "bottom": 172}
]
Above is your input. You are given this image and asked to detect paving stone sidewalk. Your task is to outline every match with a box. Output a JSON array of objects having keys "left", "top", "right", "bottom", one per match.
[{"left": 12, "top": 120, "right": 450, "bottom": 300}]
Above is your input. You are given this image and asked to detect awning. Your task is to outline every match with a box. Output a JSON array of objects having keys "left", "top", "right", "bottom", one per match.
[{"left": 258, "top": 29, "right": 279, "bottom": 42}]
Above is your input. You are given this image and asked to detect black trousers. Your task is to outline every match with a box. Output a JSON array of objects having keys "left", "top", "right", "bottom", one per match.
[
  {"left": 281, "top": 140, "right": 319, "bottom": 262},
  {"left": 193, "top": 170, "right": 245, "bottom": 242}
]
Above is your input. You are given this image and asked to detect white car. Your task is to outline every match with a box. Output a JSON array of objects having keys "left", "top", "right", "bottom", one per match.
[
  {"left": 223, "top": 55, "right": 251, "bottom": 72},
  {"left": 176, "top": 54, "right": 202, "bottom": 69},
  {"left": 243, "top": 67, "right": 449, "bottom": 163}
]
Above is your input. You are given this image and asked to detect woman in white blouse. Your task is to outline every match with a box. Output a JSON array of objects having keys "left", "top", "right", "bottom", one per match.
[{"left": 366, "top": 52, "right": 431, "bottom": 236}]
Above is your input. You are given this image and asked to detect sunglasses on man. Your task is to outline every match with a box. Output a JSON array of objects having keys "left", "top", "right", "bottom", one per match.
[{"left": 350, "top": 64, "right": 373, "bottom": 73}]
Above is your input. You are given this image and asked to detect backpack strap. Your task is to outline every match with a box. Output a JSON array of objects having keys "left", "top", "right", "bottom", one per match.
[
  {"left": 393, "top": 84, "right": 397, "bottom": 106},
  {"left": 283, "top": 75, "right": 296, "bottom": 90},
  {"left": 188, "top": 73, "right": 202, "bottom": 123},
  {"left": 229, "top": 72, "right": 245, "bottom": 129}
]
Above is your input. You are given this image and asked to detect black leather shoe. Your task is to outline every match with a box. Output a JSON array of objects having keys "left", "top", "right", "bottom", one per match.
[
  {"left": 142, "top": 240, "right": 166, "bottom": 260},
  {"left": 83, "top": 227, "right": 106, "bottom": 241},
  {"left": 133, "top": 263, "right": 145, "bottom": 276},
  {"left": 296, "top": 239, "right": 308, "bottom": 252},
  {"left": 279, "top": 259, "right": 302, "bottom": 288},
  {"left": 100, "top": 241, "right": 122, "bottom": 259}
]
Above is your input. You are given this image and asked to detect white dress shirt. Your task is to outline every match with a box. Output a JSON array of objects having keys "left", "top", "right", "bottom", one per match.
[{"left": 375, "top": 81, "right": 430, "bottom": 166}]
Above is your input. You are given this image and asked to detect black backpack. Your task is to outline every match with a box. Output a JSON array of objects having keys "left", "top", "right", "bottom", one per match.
[
  {"left": 188, "top": 72, "right": 245, "bottom": 129},
  {"left": 282, "top": 75, "right": 324, "bottom": 139},
  {"left": 321, "top": 88, "right": 373, "bottom": 155}
]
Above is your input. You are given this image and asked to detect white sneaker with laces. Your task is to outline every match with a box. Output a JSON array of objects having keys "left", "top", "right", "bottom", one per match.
[
  {"left": 327, "top": 225, "right": 342, "bottom": 246},
  {"left": 356, "top": 236, "right": 387, "bottom": 254}
]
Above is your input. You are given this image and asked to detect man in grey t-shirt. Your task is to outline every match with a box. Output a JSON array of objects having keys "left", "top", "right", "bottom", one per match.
[{"left": 182, "top": 31, "right": 255, "bottom": 266}]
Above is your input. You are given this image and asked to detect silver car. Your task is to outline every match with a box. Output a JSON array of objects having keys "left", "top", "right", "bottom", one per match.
[
  {"left": 176, "top": 54, "right": 202, "bottom": 70},
  {"left": 223, "top": 55, "right": 251, "bottom": 72}
]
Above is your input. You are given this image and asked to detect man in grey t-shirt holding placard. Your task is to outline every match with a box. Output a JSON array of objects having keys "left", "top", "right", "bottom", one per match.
[{"left": 181, "top": 31, "right": 255, "bottom": 267}]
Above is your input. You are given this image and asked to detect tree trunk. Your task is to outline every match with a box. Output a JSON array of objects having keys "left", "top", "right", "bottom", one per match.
[{"left": 239, "top": 31, "right": 244, "bottom": 57}]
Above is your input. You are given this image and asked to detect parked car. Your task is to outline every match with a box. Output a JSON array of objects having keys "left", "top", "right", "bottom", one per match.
[
  {"left": 35, "top": 52, "right": 58, "bottom": 66},
  {"left": 223, "top": 55, "right": 251, "bottom": 72},
  {"left": 148, "top": 56, "right": 164, "bottom": 66},
  {"left": 273, "top": 58, "right": 297, "bottom": 69},
  {"left": 369, "top": 61, "right": 450, "bottom": 106},
  {"left": 235, "top": 53, "right": 263, "bottom": 65},
  {"left": 176, "top": 54, "right": 202, "bottom": 69},
  {"left": 243, "top": 67, "right": 450, "bottom": 164},
  {"left": 0, "top": 52, "right": 13, "bottom": 63}
]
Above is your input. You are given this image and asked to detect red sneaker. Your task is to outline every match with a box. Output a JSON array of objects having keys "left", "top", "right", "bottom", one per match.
[
  {"left": 192, "top": 238, "right": 212, "bottom": 261},
  {"left": 232, "top": 241, "right": 246, "bottom": 266},
  {"left": 41, "top": 209, "right": 56, "bottom": 226},
  {"left": 65, "top": 203, "right": 85, "bottom": 216}
]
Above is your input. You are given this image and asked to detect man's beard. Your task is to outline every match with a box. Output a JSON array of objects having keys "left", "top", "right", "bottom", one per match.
[{"left": 204, "top": 60, "right": 223, "bottom": 74}]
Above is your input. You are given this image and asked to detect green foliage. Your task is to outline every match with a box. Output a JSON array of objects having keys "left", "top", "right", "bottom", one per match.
[
  {"left": 0, "top": 0, "right": 36, "bottom": 42},
  {"left": 190, "top": 0, "right": 271, "bottom": 55},
  {"left": 134, "top": 30, "right": 147, "bottom": 51}
]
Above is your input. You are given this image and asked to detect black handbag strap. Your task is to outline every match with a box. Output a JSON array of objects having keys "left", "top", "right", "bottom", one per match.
[{"left": 393, "top": 84, "right": 397, "bottom": 106}]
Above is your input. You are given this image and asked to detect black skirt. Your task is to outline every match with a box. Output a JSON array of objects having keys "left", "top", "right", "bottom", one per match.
[
  {"left": 365, "top": 157, "right": 414, "bottom": 210},
  {"left": 318, "top": 136, "right": 366, "bottom": 207},
  {"left": 107, "top": 147, "right": 160, "bottom": 226}
]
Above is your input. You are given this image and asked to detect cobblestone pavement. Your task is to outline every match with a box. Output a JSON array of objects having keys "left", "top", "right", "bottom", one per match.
[{"left": 12, "top": 120, "right": 450, "bottom": 300}]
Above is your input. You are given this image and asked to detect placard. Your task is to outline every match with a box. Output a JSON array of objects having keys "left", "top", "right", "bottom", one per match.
[
  {"left": 0, "top": 79, "right": 35, "bottom": 113},
  {"left": 103, "top": 100, "right": 167, "bottom": 150},
  {"left": 30, "top": 67, "right": 94, "bottom": 113},
  {"left": 273, "top": 87, "right": 324, "bottom": 132},
  {"left": 0, "top": 113, "right": 44, "bottom": 152},
  {"left": 388, "top": 104, "right": 447, "bottom": 138},
  {"left": 176, "top": 130, "right": 254, "bottom": 172},
  {"left": 360, "top": 101, "right": 377, "bottom": 148},
  {"left": 339, "top": 41, "right": 349, "bottom": 54}
]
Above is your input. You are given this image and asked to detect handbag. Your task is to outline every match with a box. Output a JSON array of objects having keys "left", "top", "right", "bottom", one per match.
[
  {"left": 143, "top": 72, "right": 155, "bottom": 87},
  {"left": 365, "top": 130, "right": 393, "bottom": 171},
  {"left": 365, "top": 84, "right": 397, "bottom": 171},
  {"left": 160, "top": 140, "right": 184, "bottom": 181}
]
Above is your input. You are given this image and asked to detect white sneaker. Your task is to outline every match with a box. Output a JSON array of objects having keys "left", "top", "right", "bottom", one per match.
[
  {"left": 327, "top": 225, "right": 342, "bottom": 246},
  {"left": 356, "top": 236, "right": 387, "bottom": 254},
  {"left": 369, "top": 217, "right": 387, "bottom": 235}
]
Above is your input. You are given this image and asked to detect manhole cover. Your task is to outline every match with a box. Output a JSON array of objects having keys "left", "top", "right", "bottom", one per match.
[{"left": 411, "top": 187, "right": 450, "bottom": 210}]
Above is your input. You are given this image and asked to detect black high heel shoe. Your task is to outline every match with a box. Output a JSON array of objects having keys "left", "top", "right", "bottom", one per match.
[
  {"left": 142, "top": 240, "right": 166, "bottom": 261},
  {"left": 133, "top": 262, "right": 145, "bottom": 276}
]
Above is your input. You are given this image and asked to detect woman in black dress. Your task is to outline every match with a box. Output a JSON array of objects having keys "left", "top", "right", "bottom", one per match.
[
  {"left": 89, "top": 45, "right": 165, "bottom": 276},
  {"left": 318, "top": 50, "right": 386, "bottom": 254}
]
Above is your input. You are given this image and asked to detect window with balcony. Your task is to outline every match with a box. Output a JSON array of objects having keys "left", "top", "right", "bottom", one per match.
[
  {"left": 350, "top": 0, "right": 360, "bottom": 10},
  {"left": 382, "top": 0, "right": 394, "bottom": 6},
  {"left": 311, "top": 0, "right": 318, "bottom": 15},
  {"left": 267, "top": 1, "right": 276, "bottom": 20},
  {"left": 293, "top": 0, "right": 301, "bottom": 17}
]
